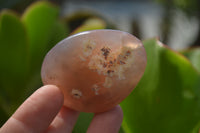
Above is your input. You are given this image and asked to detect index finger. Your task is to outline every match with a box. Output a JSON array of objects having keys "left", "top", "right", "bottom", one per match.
[{"left": 0, "top": 85, "right": 64, "bottom": 133}]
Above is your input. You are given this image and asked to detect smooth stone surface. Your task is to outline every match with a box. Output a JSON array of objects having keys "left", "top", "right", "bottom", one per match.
[{"left": 41, "top": 30, "right": 147, "bottom": 113}]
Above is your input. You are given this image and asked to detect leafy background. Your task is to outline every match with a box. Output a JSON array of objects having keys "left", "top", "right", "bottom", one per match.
[{"left": 0, "top": 1, "right": 200, "bottom": 133}]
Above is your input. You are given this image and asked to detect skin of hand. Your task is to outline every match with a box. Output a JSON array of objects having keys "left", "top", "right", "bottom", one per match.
[{"left": 0, "top": 85, "right": 123, "bottom": 133}]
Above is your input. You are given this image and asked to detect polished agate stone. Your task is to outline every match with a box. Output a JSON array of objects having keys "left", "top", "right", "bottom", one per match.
[{"left": 41, "top": 30, "right": 147, "bottom": 113}]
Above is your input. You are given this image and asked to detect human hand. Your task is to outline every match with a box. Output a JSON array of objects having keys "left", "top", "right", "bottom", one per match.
[{"left": 0, "top": 85, "right": 123, "bottom": 133}]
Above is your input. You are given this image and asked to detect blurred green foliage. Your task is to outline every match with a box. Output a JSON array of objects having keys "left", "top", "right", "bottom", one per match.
[
  {"left": 156, "top": 0, "right": 199, "bottom": 15},
  {"left": 121, "top": 39, "right": 200, "bottom": 133},
  {"left": 71, "top": 18, "right": 106, "bottom": 35},
  {"left": 0, "top": 1, "right": 200, "bottom": 133},
  {"left": 181, "top": 48, "right": 200, "bottom": 73},
  {"left": 0, "top": 1, "right": 69, "bottom": 124},
  {"left": 0, "top": 10, "right": 28, "bottom": 115},
  {"left": 22, "top": 1, "right": 59, "bottom": 75}
]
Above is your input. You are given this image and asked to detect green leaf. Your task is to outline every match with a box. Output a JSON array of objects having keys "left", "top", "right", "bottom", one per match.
[
  {"left": 73, "top": 112, "right": 126, "bottom": 133},
  {"left": 0, "top": 10, "right": 28, "bottom": 114},
  {"left": 73, "top": 112, "right": 94, "bottom": 133},
  {"left": 72, "top": 112, "right": 125, "bottom": 133},
  {"left": 22, "top": 1, "right": 59, "bottom": 74},
  {"left": 0, "top": 106, "right": 8, "bottom": 126},
  {"left": 121, "top": 38, "right": 200, "bottom": 133},
  {"left": 47, "top": 20, "right": 69, "bottom": 50},
  {"left": 71, "top": 18, "right": 106, "bottom": 35},
  {"left": 191, "top": 121, "right": 200, "bottom": 133},
  {"left": 181, "top": 48, "right": 200, "bottom": 73}
]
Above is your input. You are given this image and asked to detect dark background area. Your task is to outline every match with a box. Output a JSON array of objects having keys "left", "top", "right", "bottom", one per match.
[{"left": 1, "top": 0, "right": 200, "bottom": 49}]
